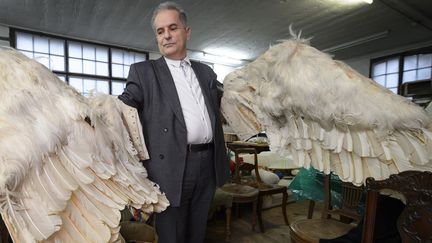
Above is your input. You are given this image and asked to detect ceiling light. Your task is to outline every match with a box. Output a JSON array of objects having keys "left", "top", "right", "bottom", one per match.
[
  {"left": 322, "top": 30, "right": 389, "bottom": 53},
  {"left": 337, "top": 0, "right": 373, "bottom": 4},
  {"left": 187, "top": 49, "right": 246, "bottom": 66}
]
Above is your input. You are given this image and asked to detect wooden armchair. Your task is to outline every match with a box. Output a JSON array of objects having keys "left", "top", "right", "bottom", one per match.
[
  {"left": 289, "top": 174, "right": 364, "bottom": 243},
  {"left": 362, "top": 171, "right": 432, "bottom": 243}
]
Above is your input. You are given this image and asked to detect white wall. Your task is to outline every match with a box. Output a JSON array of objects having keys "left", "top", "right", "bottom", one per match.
[
  {"left": 0, "top": 25, "right": 10, "bottom": 47},
  {"left": 343, "top": 40, "right": 432, "bottom": 77}
]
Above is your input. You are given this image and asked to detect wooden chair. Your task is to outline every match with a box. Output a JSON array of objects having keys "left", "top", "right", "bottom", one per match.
[
  {"left": 229, "top": 146, "right": 289, "bottom": 232},
  {"left": 289, "top": 174, "right": 364, "bottom": 243},
  {"left": 362, "top": 171, "right": 432, "bottom": 243}
]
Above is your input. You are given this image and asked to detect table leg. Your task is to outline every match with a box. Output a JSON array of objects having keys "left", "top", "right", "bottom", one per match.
[
  {"left": 282, "top": 190, "right": 289, "bottom": 225},
  {"left": 225, "top": 207, "right": 231, "bottom": 241},
  {"left": 308, "top": 200, "right": 315, "bottom": 219}
]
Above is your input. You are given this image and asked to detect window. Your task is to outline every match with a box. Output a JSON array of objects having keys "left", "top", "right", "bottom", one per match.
[
  {"left": 371, "top": 58, "right": 399, "bottom": 93},
  {"left": 370, "top": 46, "right": 432, "bottom": 95},
  {"left": 402, "top": 54, "right": 432, "bottom": 83},
  {"left": 16, "top": 32, "right": 65, "bottom": 71},
  {"left": 13, "top": 29, "right": 148, "bottom": 96},
  {"left": 111, "top": 48, "right": 146, "bottom": 78}
]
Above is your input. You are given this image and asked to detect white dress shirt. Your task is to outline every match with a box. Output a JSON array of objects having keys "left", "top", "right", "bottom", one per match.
[{"left": 164, "top": 56, "right": 213, "bottom": 144}]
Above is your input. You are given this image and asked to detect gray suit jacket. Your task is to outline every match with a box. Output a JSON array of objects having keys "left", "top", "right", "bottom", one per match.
[{"left": 118, "top": 57, "right": 230, "bottom": 207}]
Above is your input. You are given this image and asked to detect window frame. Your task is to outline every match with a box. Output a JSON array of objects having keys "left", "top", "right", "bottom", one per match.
[
  {"left": 10, "top": 28, "right": 149, "bottom": 95},
  {"left": 369, "top": 45, "right": 432, "bottom": 95}
]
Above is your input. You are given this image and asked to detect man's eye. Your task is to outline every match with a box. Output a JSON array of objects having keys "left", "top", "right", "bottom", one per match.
[{"left": 170, "top": 26, "right": 178, "bottom": 31}]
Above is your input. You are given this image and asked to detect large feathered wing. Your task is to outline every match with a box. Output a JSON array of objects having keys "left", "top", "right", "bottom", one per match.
[
  {"left": 0, "top": 48, "right": 169, "bottom": 242},
  {"left": 222, "top": 38, "right": 432, "bottom": 185}
]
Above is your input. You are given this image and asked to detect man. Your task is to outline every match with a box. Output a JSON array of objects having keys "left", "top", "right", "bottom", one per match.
[{"left": 118, "top": 2, "right": 230, "bottom": 243}]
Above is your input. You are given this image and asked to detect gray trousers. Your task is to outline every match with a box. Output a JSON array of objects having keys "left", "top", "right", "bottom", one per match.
[{"left": 155, "top": 148, "right": 216, "bottom": 243}]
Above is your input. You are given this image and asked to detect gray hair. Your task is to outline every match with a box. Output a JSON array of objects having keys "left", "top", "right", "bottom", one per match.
[{"left": 151, "top": 1, "right": 188, "bottom": 32}]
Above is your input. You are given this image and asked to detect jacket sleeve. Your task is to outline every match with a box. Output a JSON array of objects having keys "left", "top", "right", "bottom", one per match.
[{"left": 118, "top": 63, "right": 144, "bottom": 110}]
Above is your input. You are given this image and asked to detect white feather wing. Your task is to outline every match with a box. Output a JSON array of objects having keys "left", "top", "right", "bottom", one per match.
[
  {"left": 0, "top": 49, "right": 169, "bottom": 242},
  {"left": 222, "top": 39, "right": 432, "bottom": 185}
]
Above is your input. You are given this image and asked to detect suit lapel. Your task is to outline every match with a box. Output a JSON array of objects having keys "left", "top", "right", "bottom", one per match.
[
  {"left": 153, "top": 57, "right": 186, "bottom": 129},
  {"left": 191, "top": 61, "right": 216, "bottom": 131}
]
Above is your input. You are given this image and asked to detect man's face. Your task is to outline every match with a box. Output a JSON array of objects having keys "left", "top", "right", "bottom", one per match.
[{"left": 154, "top": 10, "right": 191, "bottom": 60}]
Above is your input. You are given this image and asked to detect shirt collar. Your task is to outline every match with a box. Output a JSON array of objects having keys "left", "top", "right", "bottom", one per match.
[{"left": 164, "top": 56, "right": 191, "bottom": 68}]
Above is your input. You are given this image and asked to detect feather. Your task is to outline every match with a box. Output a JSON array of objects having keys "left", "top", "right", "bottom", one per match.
[
  {"left": 73, "top": 189, "right": 119, "bottom": 228},
  {"left": 363, "top": 157, "right": 382, "bottom": 180},
  {"left": 310, "top": 141, "right": 324, "bottom": 171},
  {"left": 0, "top": 49, "right": 168, "bottom": 243},
  {"left": 46, "top": 156, "right": 79, "bottom": 191},
  {"left": 222, "top": 37, "right": 432, "bottom": 186},
  {"left": 58, "top": 148, "right": 94, "bottom": 184},
  {"left": 351, "top": 131, "right": 370, "bottom": 157}
]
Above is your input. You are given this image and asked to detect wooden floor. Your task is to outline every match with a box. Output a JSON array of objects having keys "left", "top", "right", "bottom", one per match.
[{"left": 205, "top": 200, "right": 322, "bottom": 243}]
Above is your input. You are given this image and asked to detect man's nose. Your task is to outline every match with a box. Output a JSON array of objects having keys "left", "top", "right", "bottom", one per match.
[{"left": 163, "top": 30, "right": 172, "bottom": 39}]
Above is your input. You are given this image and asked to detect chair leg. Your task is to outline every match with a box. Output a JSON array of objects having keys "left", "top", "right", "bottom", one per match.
[
  {"left": 225, "top": 207, "right": 231, "bottom": 241},
  {"left": 252, "top": 200, "right": 257, "bottom": 231},
  {"left": 307, "top": 200, "right": 315, "bottom": 219},
  {"left": 282, "top": 190, "right": 289, "bottom": 225},
  {"left": 257, "top": 194, "right": 265, "bottom": 233},
  {"left": 235, "top": 203, "right": 240, "bottom": 219}
]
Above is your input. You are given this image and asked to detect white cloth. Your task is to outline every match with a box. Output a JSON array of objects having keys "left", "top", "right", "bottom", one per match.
[{"left": 164, "top": 56, "right": 213, "bottom": 144}]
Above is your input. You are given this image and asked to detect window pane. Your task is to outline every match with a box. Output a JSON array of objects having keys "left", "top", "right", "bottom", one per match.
[
  {"left": 69, "top": 42, "right": 82, "bottom": 58},
  {"left": 403, "top": 70, "right": 416, "bottom": 83},
  {"left": 34, "top": 53, "right": 50, "bottom": 68},
  {"left": 124, "top": 52, "right": 133, "bottom": 65},
  {"left": 50, "top": 55, "right": 65, "bottom": 71},
  {"left": 112, "top": 49, "right": 123, "bottom": 64},
  {"left": 96, "top": 47, "right": 108, "bottom": 62},
  {"left": 386, "top": 74, "right": 398, "bottom": 87},
  {"left": 96, "top": 62, "right": 108, "bottom": 76},
  {"left": 20, "top": 51, "right": 34, "bottom": 58},
  {"left": 389, "top": 87, "right": 398, "bottom": 94},
  {"left": 96, "top": 80, "right": 109, "bottom": 94},
  {"left": 418, "top": 68, "right": 431, "bottom": 80},
  {"left": 373, "top": 75, "right": 385, "bottom": 86},
  {"left": 16, "top": 33, "right": 33, "bottom": 51},
  {"left": 83, "top": 45, "right": 95, "bottom": 60},
  {"left": 418, "top": 54, "right": 432, "bottom": 68},
  {"left": 69, "top": 58, "right": 83, "bottom": 73},
  {"left": 50, "top": 39, "right": 64, "bottom": 55},
  {"left": 372, "top": 62, "right": 386, "bottom": 76},
  {"left": 135, "top": 53, "right": 146, "bottom": 62},
  {"left": 386, "top": 58, "right": 399, "bottom": 73},
  {"left": 112, "top": 81, "right": 126, "bottom": 95},
  {"left": 69, "top": 77, "right": 83, "bottom": 92},
  {"left": 34, "top": 36, "right": 49, "bottom": 53},
  {"left": 404, "top": 55, "right": 417, "bottom": 70},
  {"left": 123, "top": 66, "right": 130, "bottom": 78},
  {"left": 83, "top": 60, "right": 96, "bottom": 75},
  {"left": 112, "top": 64, "right": 123, "bottom": 77},
  {"left": 83, "top": 79, "right": 96, "bottom": 94}
]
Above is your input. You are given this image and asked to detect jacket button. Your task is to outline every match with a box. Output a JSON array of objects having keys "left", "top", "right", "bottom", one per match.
[
  {"left": 163, "top": 128, "right": 168, "bottom": 132},
  {"left": 159, "top": 154, "right": 164, "bottom": 159}
]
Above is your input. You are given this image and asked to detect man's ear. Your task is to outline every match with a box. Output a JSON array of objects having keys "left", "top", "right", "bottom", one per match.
[{"left": 186, "top": 27, "right": 191, "bottom": 40}]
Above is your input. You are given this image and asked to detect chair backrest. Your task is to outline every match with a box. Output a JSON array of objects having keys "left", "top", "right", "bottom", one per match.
[
  {"left": 362, "top": 171, "right": 432, "bottom": 243},
  {"left": 321, "top": 174, "right": 364, "bottom": 222}
]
